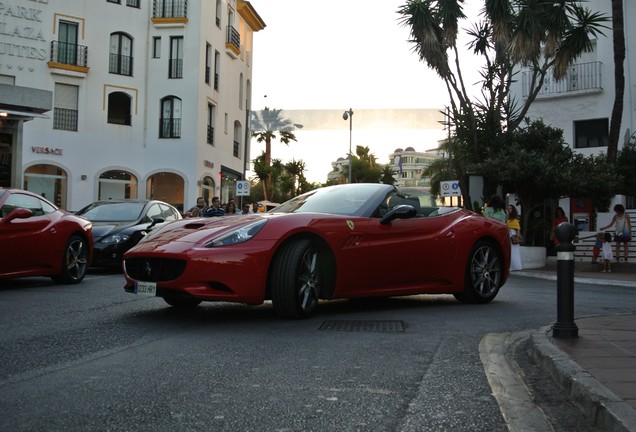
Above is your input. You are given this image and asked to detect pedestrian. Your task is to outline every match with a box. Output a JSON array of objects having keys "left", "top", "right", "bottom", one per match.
[
  {"left": 601, "top": 232, "right": 613, "bottom": 272},
  {"left": 483, "top": 195, "right": 507, "bottom": 223},
  {"left": 241, "top": 203, "right": 251, "bottom": 214},
  {"left": 506, "top": 204, "right": 522, "bottom": 271},
  {"left": 550, "top": 207, "right": 568, "bottom": 246},
  {"left": 185, "top": 197, "right": 207, "bottom": 217},
  {"left": 202, "top": 196, "right": 225, "bottom": 217},
  {"left": 600, "top": 204, "right": 632, "bottom": 263},
  {"left": 591, "top": 232, "right": 604, "bottom": 264}
]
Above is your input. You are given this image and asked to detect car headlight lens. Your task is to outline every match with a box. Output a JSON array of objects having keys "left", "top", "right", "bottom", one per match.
[
  {"left": 100, "top": 233, "right": 130, "bottom": 244},
  {"left": 206, "top": 219, "right": 267, "bottom": 247}
]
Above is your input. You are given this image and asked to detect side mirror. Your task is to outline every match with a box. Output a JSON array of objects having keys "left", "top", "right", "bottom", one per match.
[
  {"left": 1, "top": 208, "right": 33, "bottom": 223},
  {"left": 148, "top": 217, "right": 165, "bottom": 229},
  {"left": 380, "top": 205, "right": 416, "bottom": 225}
]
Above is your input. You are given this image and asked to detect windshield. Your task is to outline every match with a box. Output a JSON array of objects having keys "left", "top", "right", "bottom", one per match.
[
  {"left": 274, "top": 184, "right": 391, "bottom": 216},
  {"left": 78, "top": 202, "right": 145, "bottom": 222}
]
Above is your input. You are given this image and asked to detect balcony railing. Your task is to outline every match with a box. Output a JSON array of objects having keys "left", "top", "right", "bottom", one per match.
[
  {"left": 153, "top": 0, "right": 187, "bottom": 18},
  {"left": 214, "top": 72, "right": 219, "bottom": 90},
  {"left": 109, "top": 53, "right": 133, "bottom": 76},
  {"left": 205, "top": 66, "right": 210, "bottom": 84},
  {"left": 50, "top": 41, "right": 88, "bottom": 67},
  {"left": 169, "top": 58, "right": 183, "bottom": 78},
  {"left": 53, "top": 108, "right": 78, "bottom": 131},
  {"left": 207, "top": 126, "right": 214, "bottom": 145},
  {"left": 522, "top": 61, "right": 603, "bottom": 97},
  {"left": 127, "top": 0, "right": 140, "bottom": 7},
  {"left": 233, "top": 140, "right": 240, "bottom": 157},
  {"left": 159, "top": 118, "right": 181, "bottom": 138},
  {"left": 226, "top": 26, "right": 240, "bottom": 53}
]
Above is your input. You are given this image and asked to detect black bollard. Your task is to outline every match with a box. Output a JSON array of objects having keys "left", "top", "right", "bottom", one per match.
[{"left": 552, "top": 222, "right": 579, "bottom": 338}]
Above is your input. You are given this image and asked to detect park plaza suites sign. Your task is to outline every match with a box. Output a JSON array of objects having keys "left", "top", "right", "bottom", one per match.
[{"left": 0, "top": 0, "right": 49, "bottom": 64}]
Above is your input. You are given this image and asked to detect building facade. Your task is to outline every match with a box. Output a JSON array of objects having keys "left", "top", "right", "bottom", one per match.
[
  {"left": 0, "top": 0, "right": 265, "bottom": 212},
  {"left": 508, "top": 0, "right": 635, "bottom": 226}
]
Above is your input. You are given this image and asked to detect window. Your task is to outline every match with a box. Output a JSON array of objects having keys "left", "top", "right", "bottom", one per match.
[
  {"left": 205, "top": 43, "right": 211, "bottom": 85},
  {"left": 233, "top": 121, "right": 242, "bottom": 158},
  {"left": 169, "top": 36, "right": 183, "bottom": 78},
  {"left": 109, "top": 32, "right": 133, "bottom": 76},
  {"left": 207, "top": 103, "right": 216, "bottom": 145},
  {"left": 107, "top": 0, "right": 121, "bottom": 4},
  {"left": 57, "top": 21, "right": 79, "bottom": 65},
  {"left": 159, "top": 96, "right": 181, "bottom": 138},
  {"left": 214, "top": 50, "right": 220, "bottom": 90},
  {"left": 574, "top": 119, "right": 608, "bottom": 149},
  {"left": 239, "top": 73, "right": 243, "bottom": 109},
  {"left": 127, "top": 0, "right": 140, "bottom": 7},
  {"left": 53, "top": 83, "right": 78, "bottom": 131},
  {"left": 152, "top": 37, "right": 161, "bottom": 58},
  {"left": 215, "top": 0, "right": 221, "bottom": 27},
  {"left": 107, "top": 92, "right": 132, "bottom": 125}
]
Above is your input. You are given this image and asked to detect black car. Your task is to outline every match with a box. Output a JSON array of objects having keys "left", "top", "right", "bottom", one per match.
[{"left": 75, "top": 199, "right": 181, "bottom": 267}]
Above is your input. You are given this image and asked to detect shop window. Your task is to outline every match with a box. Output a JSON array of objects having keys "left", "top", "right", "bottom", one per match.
[
  {"left": 98, "top": 170, "right": 137, "bottom": 200},
  {"left": 23, "top": 164, "right": 67, "bottom": 209}
]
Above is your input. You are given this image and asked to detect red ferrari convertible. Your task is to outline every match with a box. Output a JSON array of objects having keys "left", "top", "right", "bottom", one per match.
[
  {"left": 123, "top": 184, "right": 510, "bottom": 318},
  {"left": 0, "top": 188, "right": 93, "bottom": 284}
]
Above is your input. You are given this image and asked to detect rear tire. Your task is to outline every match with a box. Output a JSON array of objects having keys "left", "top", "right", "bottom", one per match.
[
  {"left": 51, "top": 235, "right": 89, "bottom": 284},
  {"left": 270, "top": 239, "right": 321, "bottom": 319},
  {"left": 454, "top": 241, "right": 502, "bottom": 304}
]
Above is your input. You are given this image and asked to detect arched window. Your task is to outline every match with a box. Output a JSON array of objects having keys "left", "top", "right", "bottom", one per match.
[
  {"left": 23, "top": 164, "right": 68, "bottom": 209},
  {"left": 98, "top": 170, "right": 137, "bottom": 200},
  {"left": 146, "top": 172, "right": 185, "bottom": 212},
  {"left": 159, "top": 96, "right": 181, "bottom": 138},
  {"left": 233, "top": 120, "right": 242, "bottom": 157},
  {"left": 109, "top": 32, "right": 133, "bottom": 76},
  {"left": 107, "top": 92, "right": 132, "bottom": 125}
]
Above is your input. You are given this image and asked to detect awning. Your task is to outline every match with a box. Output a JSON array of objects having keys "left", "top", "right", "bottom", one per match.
[{"left": 0, "top": 109, "right": 50, "bottom": 120}]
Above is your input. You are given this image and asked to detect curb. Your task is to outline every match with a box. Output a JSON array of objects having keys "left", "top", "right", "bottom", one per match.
[
  {"left": 528, "top": 327, "right": 636, "bottom": 432},
  {"left": 513, "top": 271, "right": 636, "bottom": 288}
]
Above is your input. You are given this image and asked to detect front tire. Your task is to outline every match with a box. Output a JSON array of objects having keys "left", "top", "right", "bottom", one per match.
[
  {"left": 270, "top": 239, "right": 321, "bottom": 319},
  {"left": 454, "top": 241, "right": 502, "bottom": 304},
  {"left": 51, "top": 235, "right": 89, "bottom": 284}
]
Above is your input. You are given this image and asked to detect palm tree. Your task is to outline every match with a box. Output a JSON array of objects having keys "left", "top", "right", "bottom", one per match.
[
  {"left": 608, "top": 0, "right": 625, "bottom": 161},
  {"left": 398, "top": 0, "right": 609, "bottom": 203}
]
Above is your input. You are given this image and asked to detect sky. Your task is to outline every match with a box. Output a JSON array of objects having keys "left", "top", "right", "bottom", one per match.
[{"left": 246, "top": 0, "right": 457, "bottom": 183}]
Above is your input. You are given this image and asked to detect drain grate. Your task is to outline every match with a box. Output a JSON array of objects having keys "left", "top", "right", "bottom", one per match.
[{"left": 319, "top": 320, "right": 405, "bottom": 333}]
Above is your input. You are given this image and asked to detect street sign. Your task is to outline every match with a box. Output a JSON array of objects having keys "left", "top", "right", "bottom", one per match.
[
  {"left": 236, "top": 180, "right": 250, "bottom": 196},
  {"left": 440, "top": 180, "right": 460, "bottom": 197}
]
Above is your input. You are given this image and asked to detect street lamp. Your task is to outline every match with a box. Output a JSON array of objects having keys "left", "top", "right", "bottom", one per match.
[{"left": 342, "top": 108, "right": 353, "bottom": 183}]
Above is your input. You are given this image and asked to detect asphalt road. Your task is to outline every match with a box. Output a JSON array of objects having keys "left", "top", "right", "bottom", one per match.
[{"left": 1, "top": 272, "right": 635, "bottom": 431}]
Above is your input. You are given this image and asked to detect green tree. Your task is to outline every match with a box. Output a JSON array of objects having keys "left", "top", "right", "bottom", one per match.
[
  {"left": 616, "top": 141, "right": 636, "bottom": 197},
  {"left": 482, "top": 120, "right": 620, "bottom": 242},
  {"left": 380, "top": 165, "right": 397, "bottom": 185},
  {"left": 251, "top": 108, "right": 298, "bottom": 200},
  {"left": 399, "top": 0, "right": 609, "bottom": 204}
]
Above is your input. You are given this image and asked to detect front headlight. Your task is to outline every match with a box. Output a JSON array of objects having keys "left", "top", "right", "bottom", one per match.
[
  {"left": 100, "top": 233, "right": 130, "bottom": 244},
  {"left": 205, "top": 219, "right": 267, "bottom": 247}
]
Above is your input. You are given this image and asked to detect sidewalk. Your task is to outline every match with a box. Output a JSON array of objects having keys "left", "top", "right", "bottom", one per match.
[{"left": 512, "top": 261, "right": 636, "bottom": 431}]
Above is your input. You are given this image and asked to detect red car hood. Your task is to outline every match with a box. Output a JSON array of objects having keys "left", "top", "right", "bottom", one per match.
[{"left": 130, "top": 214, "right": 269, "bottom": 249}]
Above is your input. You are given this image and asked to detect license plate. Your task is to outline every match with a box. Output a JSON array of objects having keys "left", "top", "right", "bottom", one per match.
[{"left": 134, "top": 281, "right": 156, "bottom": 296}]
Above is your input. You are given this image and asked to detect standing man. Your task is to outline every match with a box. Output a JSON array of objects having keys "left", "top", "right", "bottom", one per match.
[{"left": 203, "top": 196, "right": 225, "bottom": 217}]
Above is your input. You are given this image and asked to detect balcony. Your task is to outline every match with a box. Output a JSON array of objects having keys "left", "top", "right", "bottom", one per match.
[
  {"left": 109, "top": 53, "right": 133, "bottom": 76},
  {"left": 159, "top": 118, "right": 181, "bottom": 138},
  {"left": 226, "top": 25, "right": 240, "bottom": 58},
  {"left": 169, "top": 58, "right": 183, "bottom": 78},
  {"left": 152, "top": 0, "right": 188, "bottom": 26},
  {"left": 207, "top": 126, "right": 214, "bottom": 145},
  {"left": 53, "top": 108, "right": 78, "bottom": 131},
  {"left": 48, "top": 41, "right": 89, "bottom": 76},
  {"left": 522, "top": 61, "right": 603, "bottom": 98}
]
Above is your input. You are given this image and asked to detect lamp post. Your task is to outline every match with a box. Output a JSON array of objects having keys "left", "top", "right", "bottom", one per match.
[{"left": 342, "top": 108, "right": 353, "bottom": 183}]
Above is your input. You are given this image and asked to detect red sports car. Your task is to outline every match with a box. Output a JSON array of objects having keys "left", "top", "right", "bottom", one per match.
[
  {"left": 0, "top": 188, "right": 93, "bottom": 284},
  {"left": 123, "top": 184, "right": 511, "bottom": 318}
]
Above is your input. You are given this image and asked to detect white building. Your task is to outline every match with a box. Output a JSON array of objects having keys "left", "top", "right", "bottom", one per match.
[
  {"left": 0, "top": 0, "right": 265, "bottom": 212},
  {"left": 388, "top": 146, "right": 438, "bottom": 190},
  {"left": 509, "top": 0, "right": 635, "bottom": 229}
]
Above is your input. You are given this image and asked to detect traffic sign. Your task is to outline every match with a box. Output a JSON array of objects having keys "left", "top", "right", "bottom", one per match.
[
  {"left": 440, "top": 180, "right": 460, "bottom": 197},
  {"left": 236, "top": 180, "right": 250, "bottom": 196}
]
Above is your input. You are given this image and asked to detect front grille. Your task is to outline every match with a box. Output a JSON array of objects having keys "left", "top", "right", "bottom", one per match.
[{"left": 124, "top": 257, "right": 186, "bottom": 282}]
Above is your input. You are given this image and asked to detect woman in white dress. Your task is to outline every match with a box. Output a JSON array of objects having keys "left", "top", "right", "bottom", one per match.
[{"left": 507, "top": 205, "right": 522, "bottom": 271}]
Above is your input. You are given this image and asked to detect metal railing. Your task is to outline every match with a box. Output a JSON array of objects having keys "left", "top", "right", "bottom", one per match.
[
  {"left": 233, "top": 140, "right": 240, "bottom": 157},
  {"left": 127, "top": 0, "right": 140, "bottom": 7},
  {"left": 207, "top": 126, "right": 214, "bottom": 145},
  {"left": 226, "top": 26, "right": 240, "bottom": 52},
  {"left": 159, "top": 118, "right": 181, "bottom": 138},
  {"left": 50, "top": 41, "right": 88, "bottom": 67},
  {"left": 169, "top": 58, "right": 183, "bottom": 78},
  {"left": 53, "top": 108, "right": 78, "bottom": 131},
  {"left": 153, "top": 0, "right": 187, "bottom": 18},
  {"left": 522, "top": 61, "right": 603, "bottom": 97},
  {"left": 109, "top": 53, "right": 133, "bottom": 76}
]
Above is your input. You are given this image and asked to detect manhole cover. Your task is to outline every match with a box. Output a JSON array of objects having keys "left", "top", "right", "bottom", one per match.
[{"left": 319, "top": 320, "right": 405, "bottom": 332}]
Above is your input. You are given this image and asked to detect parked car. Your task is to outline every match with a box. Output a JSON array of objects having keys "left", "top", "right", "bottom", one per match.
[
  {"left": 0, "top": 188, "right": 93, "bottom": 284},
  {"left": 75, "top": 199, "right": 181, "bottom": 267},
  {"left": 122, "top": 183, "right": 511, "bottom": 318}
]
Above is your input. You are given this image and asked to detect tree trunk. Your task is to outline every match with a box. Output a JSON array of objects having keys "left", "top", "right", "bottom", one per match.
[{"left": 608, "top": 0, "right": 625, "bottom": 161}]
